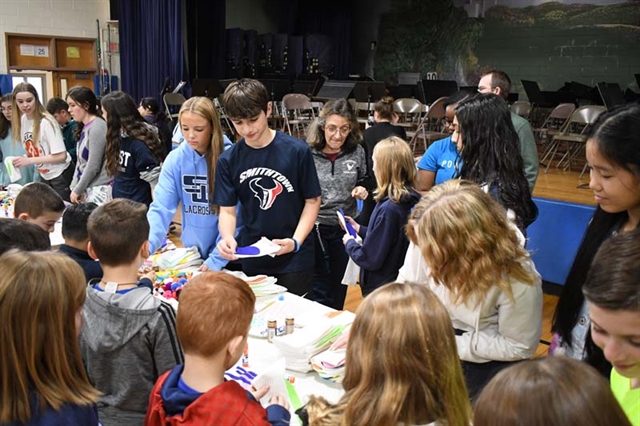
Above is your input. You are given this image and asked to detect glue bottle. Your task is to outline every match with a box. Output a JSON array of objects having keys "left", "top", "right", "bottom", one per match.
[
  {"left": 286, "top": 316, "right": 295, "bottom": 335},
  {"left": 267, "top": 319, "right": 277, "bottom": 343}
]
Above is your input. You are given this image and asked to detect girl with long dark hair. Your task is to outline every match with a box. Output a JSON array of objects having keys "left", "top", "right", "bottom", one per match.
[
  {"left": 138, "top": 97, "right": 172, "bottom": 158},
  {"left": 101, "top": 91, "right": 164, "bottom": 206},
  {"left": 454, "top": 93, "right": 537, "bottom": 231},
  {"left": 67, "top": 86, "right": 111, "bottom": 204},
  {"left": 551, "top": 104, "right": 640, "bottom": 377}
]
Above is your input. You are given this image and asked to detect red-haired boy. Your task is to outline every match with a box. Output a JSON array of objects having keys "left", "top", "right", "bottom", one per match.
[{"left": 145, "top": 272, "right": 290, "bottom": 425}]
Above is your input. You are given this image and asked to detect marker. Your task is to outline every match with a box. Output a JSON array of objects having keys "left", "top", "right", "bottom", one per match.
[{"left": 242, "top": 343, "right": 249, "bottom": 367}]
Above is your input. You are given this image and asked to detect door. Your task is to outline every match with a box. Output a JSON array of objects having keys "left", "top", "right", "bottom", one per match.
[{"left": 53, "top": 71, "right": 95, "bottom": 98}]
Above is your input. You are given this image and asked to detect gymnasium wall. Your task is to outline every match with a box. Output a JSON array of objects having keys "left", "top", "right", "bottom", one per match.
[
  {"left": 0, "top": 0, "right": 111, "bottom": 74},
  {"left": 373, "top": 0, "right": 640, "bottom": 97}
]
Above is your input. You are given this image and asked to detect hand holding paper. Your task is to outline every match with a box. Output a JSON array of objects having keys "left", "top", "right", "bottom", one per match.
[
  {"left": 235, "top": 237, "right": 282, "bottom": 258},
  {"left": 4, "top": 157, "right": 22, "bottom": 183},
  {"left": 337, "top": 209, "right": 358, "bottom": 238}
]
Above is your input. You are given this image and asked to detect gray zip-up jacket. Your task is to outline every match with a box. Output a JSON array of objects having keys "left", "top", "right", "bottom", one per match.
[
  {"left": 79, "top": 285, "right": 183, "bottom": 426},
  {"left": 312, "top": 144, "right": 367, "bottom": 226}
]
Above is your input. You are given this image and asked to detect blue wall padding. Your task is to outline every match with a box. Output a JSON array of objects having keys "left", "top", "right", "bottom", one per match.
[
  {"left": 527, "top": 197, "right": 596, "bottom": 285},
  {"left": 0, "top": 75, "right": 13, "bottom": 97}
]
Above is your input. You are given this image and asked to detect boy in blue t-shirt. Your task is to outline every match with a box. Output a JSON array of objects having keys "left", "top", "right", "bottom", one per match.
[{"left": 213, "top": 79, "right": 321, "bottom": 296}]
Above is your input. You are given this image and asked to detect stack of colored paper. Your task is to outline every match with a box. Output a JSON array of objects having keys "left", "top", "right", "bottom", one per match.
[
  {"left": 311, "top": 347, "right": 347, "bottom": 383},
  {"left": 224, "top": 270, "right": 287, "bottom": 297},
  {"left": 274, "top": 311, "right": 355, "bottom": 372},
  {"left": 150, "top": 246, "right": 203, "bottom": 270}
]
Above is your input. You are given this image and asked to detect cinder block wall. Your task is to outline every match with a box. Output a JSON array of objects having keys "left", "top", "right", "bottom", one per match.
[
  {"left": 0, "top": 0, "right": 112, "bottom": 74},
  {"left": 475, "top": 24, "right": 640, "bottom": 98}
]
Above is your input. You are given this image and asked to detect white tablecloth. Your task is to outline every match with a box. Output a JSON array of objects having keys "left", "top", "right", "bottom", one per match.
[{"left": 235, "top": 292, "right": 346, "bottom": 425}]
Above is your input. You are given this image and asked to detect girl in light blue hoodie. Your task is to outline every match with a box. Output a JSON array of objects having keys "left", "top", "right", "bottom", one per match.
[{"left": 148, "top": 97, "right": 237, "bottom": 271}]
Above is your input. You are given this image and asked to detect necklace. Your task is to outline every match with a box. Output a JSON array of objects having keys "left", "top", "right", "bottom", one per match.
[{"left": 99, "top": 280, "right": 138, "bottom": 292}]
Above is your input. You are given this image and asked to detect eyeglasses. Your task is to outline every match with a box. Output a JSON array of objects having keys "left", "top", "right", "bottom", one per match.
[
  {"left": 441, "top": 119, "right": 459, "bottom": 133},
  {"left": 324, "top": 125, "right": 351, "bottom": 136}
]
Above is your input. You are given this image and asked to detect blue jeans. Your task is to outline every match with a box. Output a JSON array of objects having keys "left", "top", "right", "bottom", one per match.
[{"left": 312, "top": 223, "right": 349, "bottom": 310}]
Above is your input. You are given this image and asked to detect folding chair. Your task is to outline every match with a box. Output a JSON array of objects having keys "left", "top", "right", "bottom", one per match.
[
  {"left": 281, "top": 94, "right": 315, "bottom": 137},
  {"left": 393, "top": 98, "right": 423, "bottom": 131},
  {"left": 510, "top": 101, "right": 532, "bottom": 120},
  {"left": 213, "top": 97, "right": 234, "bottom": 137},
  {"left": 536, "top": 103, "right": 576, "bottom": 162},
  {"left": 408, "top": 96, "right": 448, "bottom": 155},
  {"left": 355, "top": 102, "right": 375, "bottom": 125},
  {"left": 163, "top": 93, "right": 187, "bottom": 120},
  {"left": 544, "top": 105, "right": 606, "bottom": 177}
]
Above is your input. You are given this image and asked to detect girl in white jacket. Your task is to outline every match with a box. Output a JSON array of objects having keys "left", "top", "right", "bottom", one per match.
[{"left": 398, "top": 179, "right": 542, "bottom": 399}]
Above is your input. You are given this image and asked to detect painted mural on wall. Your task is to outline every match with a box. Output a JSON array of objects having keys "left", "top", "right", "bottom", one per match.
[{"left": 375, "top": 0, "right": 640, "bottom": 98}]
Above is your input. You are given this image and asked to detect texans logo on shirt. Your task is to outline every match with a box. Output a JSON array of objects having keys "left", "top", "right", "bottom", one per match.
[
  {"left": 183, "top": 175, "right": 209, "bottom": 204},
  {"left": 249, "top": 177, "right": 283, "bottom": 210}
]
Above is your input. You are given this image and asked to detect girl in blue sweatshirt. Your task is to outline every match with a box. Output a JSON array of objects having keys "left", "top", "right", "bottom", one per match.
[
  {"left": 101, "top": 91, "right": 164, "bottom": 206},
  {"left": 343, "top": 136, "right": 420, "bottom": 296},
  {"left": 147, "top": 97, "right": 235, "bottom": 271},
  {"left": 0, "top": 250, "right": 100, "bottom": 425}
]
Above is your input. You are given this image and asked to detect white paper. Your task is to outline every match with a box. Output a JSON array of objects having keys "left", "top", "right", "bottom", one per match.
[
  {"left": 341, "top": 235, "right": 362, "bottom": 285},
  {"left": 234, "top": 237, "right": 281, "bottom": 258},
  {"left": 4, "top": 157, "right": 22, "bottom": 182},
  {"left": 20, "top": 44, "right": 35, "bottom": 56},
  {"left": 251, "top": 359, "right": 288, "bottom": 406}
]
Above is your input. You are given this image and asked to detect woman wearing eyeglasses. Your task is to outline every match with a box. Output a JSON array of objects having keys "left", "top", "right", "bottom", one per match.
[{"left": 306, "top": 99, "right": 368, "bottom": 309}]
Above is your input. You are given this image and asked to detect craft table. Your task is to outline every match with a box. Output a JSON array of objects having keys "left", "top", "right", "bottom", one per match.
[{"left": 227, "top": 291, "right": 345, "bottom": 425}]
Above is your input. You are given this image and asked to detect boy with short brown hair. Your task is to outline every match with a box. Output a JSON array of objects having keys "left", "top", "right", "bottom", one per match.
[
  {"left": 145, "top": 271, "right": 291, "bottom": 425},
  {"left": 13, "top": 181, "right": 65, "bottom": 233},
  {"left": 215, "top": 79, "right": 322, "bottom": 297},
  {"left": 81, "top": 198, "right": 183, "bottom": 425}
]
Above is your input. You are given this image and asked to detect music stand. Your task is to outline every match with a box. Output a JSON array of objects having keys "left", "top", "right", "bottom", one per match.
[
  {"left": 172, "top": 81, "right": 187, "bottom": 94},
  {"left": 258, "top": 78, "right": 292, "bottom": 120},
  {"left": 353, "top": 81, "right": 386, "bottom": 103},
  {"left": 389, "top": 84, "right": 418, "bottom": 101},
  {"left": 521, "top": 80, "right": 555, "bottom": 107},
  {"left": 292, "top": 78, "right": 323, "bottom": 97},
  {"left": 219, "top": 79, "right": 238, "bottom": 92},
  {"left": 192, "top": 79, "right": 223, "bottom": 99},
  {"left": 459, "top": 85, "right": 478, "bottom": 93},
  {"left": 314, "top": 80, "right": 357, "bottom": 101},
  {"left": 597, "top": 82, "right": 626, "bottom": 110},
  {"left": 420, "top": 80, "right": 458, "bottom": 105}
]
